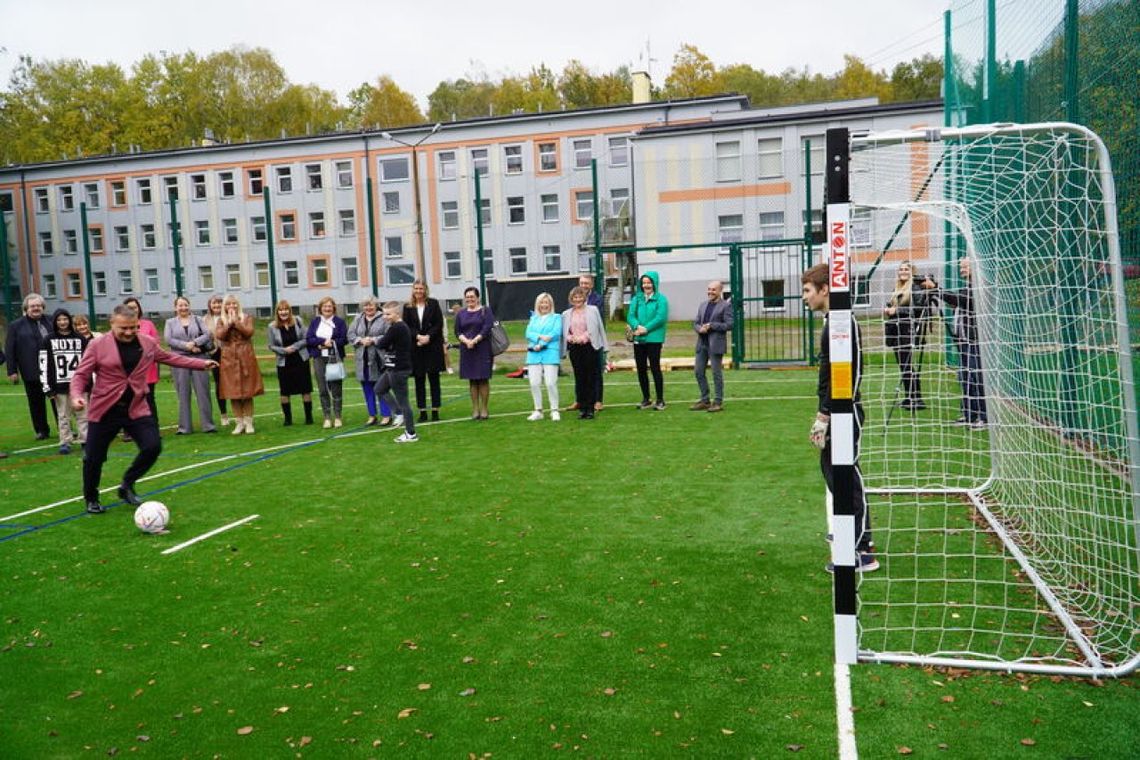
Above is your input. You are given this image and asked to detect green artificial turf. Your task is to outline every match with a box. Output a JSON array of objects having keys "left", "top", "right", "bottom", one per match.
[{"left": 0, "top": 358, "right": 1136, "bottom": 758}]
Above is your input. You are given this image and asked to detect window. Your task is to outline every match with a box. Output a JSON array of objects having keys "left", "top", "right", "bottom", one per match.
[
  {"left": 578, "top": 250, "right": 593, "bottom": 272},
  {"left": 758, "top": 137, "right": 783, "bottom": 178},
  {"left": 166, "top": 222, "right": 181, "bottom": 249},
  {"left": 335, "top": 160, "right": 353, "bottom": 188},
  {"left": 34, "top": 188, "right": 49, "bottom": 212},
  {"left": 198, "top": 266, "right": 214, "bottom": 291},
  {"left": 247, "top": 168, "right": 264, "bottom": 196},
  {"left": 65, "top": 271, "right": 82, "bottom": 298},
  {"left": 223, "top": 218, "right": 239, "bottom": 244},
  {"left": 84, "top": 182, "right": 100, "bottom": 208},
  {"left": 254, "top": 262, "right": 270, "bottom": 289},
  {"left": 144, "top": 268, "right": 160, "bottom": 293},
  {"left": 341, "top": 257, "right": 359, "bottom": 284},
  {"left": 480, "top": 249, "right": 494, "bottom": 279},
  {"left": 385, "top": 235, "right": 403, "bottom": 258},
  {"left": 282, "top": 261, "right": 299, "bottom": 287},
  {"left": 279, "top": 212, "right": 296, "bottom": 241},
  {"left": 438, "top": 151, "right": 456, "bottom": 181},
  {"left": 226, "top": 263, "right": 242, "bottom": 289},
  {"left": 443, "top": 250, "right": 461, "bottom": 279},
  {"left": 762, "top": 279, "right": 785, "bottom": 310},
  {"left": 610, "top": 188, "right": 630, "bottom": 215},
  {"left": 89, "top": 226, "right": 104, "bottom": 254},
  {"left": 575, "top": 190, "right": 594, "bottom": 221},
  {"left": 386, "top": 264, "right": 415, "bottom": 285},
  {"left": 308, "top": 211, "right": 325, "bottom": 239},
  {"left": 305, "top": 163, "right": 323, "bottom": 191},
  {"left": 573, "top": 139, "right": 592, "bottom": 169},
  {"left": 802, "top": 209, "right": 823, "bottom": 236},
  {"left": 276, "top": 166, "right": 293, "bottom": 193},
  {"left": 718, "top": 214, "right": 743, "bottom": 251},
  {"left": 114, "top": 225, "right": 129, "bottom": 251},
  {"left": 63, "top": 229, "right": 78, "bottom": 254},
  {"left": 504, "top": 145, "right": 523, "bottom": 174},
  {"left": 382, "top": 191, "right": 400, "bottom": 214},
  {"left": 380, "top": 158, "right": 409, "bottom": 182},
  {"left": 137, "top": 178, "right": 152, "bottom": 205},
  {"left": 42, "top": 274, "right": 57, "bottom": 298},
  {"left": 190, "top": 174, "right": 207, "bottom": 200},
  {"left": 338, "top": 209, "right": 355, "bottom": 237},
  {"left": 543, "top": 245, "right": 562, "bottom": 272},
  {"left": 251, "top": 216, "right": 267, "bottom": 243},
  {"left": 195, "top": 220, "right": 211, "bottom": 246},
  {"left": 801, "top": 136, "right": 824, "bottom": 176},
  {"left": 93, "top": 271, "right": 107, "bottom": 296},
  {"left": 759, "top": 211, "right": 784, "bottom": 241},
  {"left": 0, "top": 192, "right": 10, "bottom": 212},
  {"left": 118, "top": 269, "right": 133, "bottom": 294},
  {"left": 441, "top": 200, "right": 459, "bottom": 229},
  {"left": 509, "top": 246, "right": 527, "bottom": 275},
  {"left": 537, "top": 141, "right": 558, "bottom": 172},
  {"left": 39, "top": 231, "right": 54, "bottom": 255},
  {"left": 470, "top": 148, "right": 489, "bottom": 178},
  {"left": 59, "top": 186, "right": 75, "bottom": 211},
  {"left": 715, "top": 140, "right": 741, "bottom": 182},
  {"left": 218, "top": 171, "right": 235, "bottom": 198},
  {"left": 507, "top": 196, "right": 525, "bottom": 225},
  {"left": 541, "top": 193, "right": 559, "bottom": 223},
  {"left": 474, "top": 198, "right": 491, "bottom": 226},
  {"left": 608, "top": 136, "right": 629, "bottom": 167},
  {"left": 110, "top": 180, "right": 127, "bottom": 207},
  {"left": 310, "top": 258, "right": 330, "bottom": 286},
  {"left": 163, "top": 176, "right": 179, "bottom": 201},
  {"left": 140, "top": 224, "right": 156, "bottom": 250}
]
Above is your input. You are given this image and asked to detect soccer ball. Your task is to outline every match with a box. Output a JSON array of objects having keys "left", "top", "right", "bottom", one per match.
[{"left": 134, "top": 500, "right": 170, "bottom": 534}]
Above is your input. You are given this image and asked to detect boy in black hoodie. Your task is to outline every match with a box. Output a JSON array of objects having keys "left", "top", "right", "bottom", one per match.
[
  {"left": 374, "top": 302, "right": 417, "bottom": 443},
  {"left": 40, "top": 309, "right": 90, "bottom": 454}
]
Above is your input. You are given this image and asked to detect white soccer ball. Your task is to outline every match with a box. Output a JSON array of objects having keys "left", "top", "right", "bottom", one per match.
[{"left": 134, "top": 500, "right": 170, "bottom": 534}]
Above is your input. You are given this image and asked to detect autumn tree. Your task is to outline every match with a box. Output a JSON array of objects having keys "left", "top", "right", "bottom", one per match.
[
  {"left": 347, "top": 75, "right": 424, "bottom": 130},
  {"left": 663, "top": 44, "right": 724, "bottom": 98}
]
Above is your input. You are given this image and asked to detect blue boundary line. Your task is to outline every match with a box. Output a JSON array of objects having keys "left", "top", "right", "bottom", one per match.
[{"left": 0, "top": 437, "right": 325, "bottom": 546}]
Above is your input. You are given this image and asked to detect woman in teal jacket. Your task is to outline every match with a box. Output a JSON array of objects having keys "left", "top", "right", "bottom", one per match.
[
  {"left": 524, "top": 292, "right": 563, "bottom": 421},
  {"left": 627, "top": 270, "right": 669, "bottom": 410}
]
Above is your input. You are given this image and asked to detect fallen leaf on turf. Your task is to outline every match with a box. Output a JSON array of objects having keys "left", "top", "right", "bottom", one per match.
[
  {"left": 397, "top": 708, "right": 417, "bottom": 719},
  {"left": 67, "top": 690, "right": 84, "bottom": 700},
  {"left": 941, "top": 695, "right": 955, "bottom": 703},
  {"left": 898, "top": 748, "right": 913, "bottom": 755},
  {"left": 417, "top": 683, "right": 432, "bottom": 691},
  {"left": 600, "top": 631, "right": 613, "bottom": 638},
  {"left": 603, "top": 688, "right": 616, "bottom": 696},
  {"left": 721, "top": 728, "right": 734, "bottom": 735},
  {"left": 299, "top": 736, "right": 311, "bottom": 747},
  {"left": 786, "top": 744, "right": 804, "bottom": 752},
  {"left": 459, "top": 688, "right": 476, "bottom": 697},
  {"left": 236, "top": 726, "right": 254, "bottom": 735},
  {"left": 274, "top": 706, "right": 289, "bottom": 714},
  {"left": 136, "top": 735, "right": 149, "bottom": 742},
  {"left": 1082, "top": 700, "right": 1094, "bottom": 707},
  {"left": 1020, "top": 738, "right": 1036, "bottom": 746}
]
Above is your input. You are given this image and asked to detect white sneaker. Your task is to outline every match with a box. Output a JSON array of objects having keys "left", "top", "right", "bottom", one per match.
[
  {"left": 527, "top": 410, "right": 543, "bottom": 421},
  {"left": 394, "top": 432, "right": 418, "bottom": 444},
  {"left": 322, "top": 419, "right": 332, "bottom": 429},
  {"left": 231, "top": 419, "right": 245, "bottom": 435},
  {"left": 393, "top": 415, "right": 404, "bottom": 428},
  {"left": 333, "top": 418, "right": 343, "bottom": 428},
  {"left": 551, "top": 410, "right": 561, "bottom": 421}
]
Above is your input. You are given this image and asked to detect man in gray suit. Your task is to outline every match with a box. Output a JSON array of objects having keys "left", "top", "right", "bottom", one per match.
[{"left": 691, "top": 280, "right": 733, "bottom": 412}]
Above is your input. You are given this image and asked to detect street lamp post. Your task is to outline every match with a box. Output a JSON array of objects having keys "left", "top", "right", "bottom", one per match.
[{"left": 380, "top": 123, "right": 440, "bottom": 283}]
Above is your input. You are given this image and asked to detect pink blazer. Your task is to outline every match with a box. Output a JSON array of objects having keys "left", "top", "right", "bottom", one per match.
[
  {"left": 138, "top": 319, "right": 160, "bottom": 384},
  {"left": 71, "top": 333, "right": 210, "bottom": 422}
]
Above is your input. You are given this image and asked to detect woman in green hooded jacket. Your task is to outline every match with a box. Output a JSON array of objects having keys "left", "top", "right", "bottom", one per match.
[{"left": 626, "top": 270, "right": 669, "bottom": 410}]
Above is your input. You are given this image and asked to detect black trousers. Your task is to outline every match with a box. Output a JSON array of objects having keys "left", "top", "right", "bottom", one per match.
[
  {"left": 22, "top": 378, "right": 54, "bottom": 437},
  {"left": 820, "top": 407, "right": 872, "bottom": 552},
  {"left": 413, "top": 371, "right": 442, "bottom": 411},
  {"left": 376, "top": 370, "right": 415, "bottom": 435},
  {"left": 568, "top": 343, "right": 599, "bottom": 411},
  {"left": 891, "top": 344, "right": 923, "bottom": 403},
  {"left": 83, "top": 407, "right": 162, "bottom": 503},
  {"left": 633, "top": 342, "right": 664, "bottom": 402}
]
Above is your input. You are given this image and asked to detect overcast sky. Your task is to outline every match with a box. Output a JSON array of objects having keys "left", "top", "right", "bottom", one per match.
[{"left": 0, "top": 0, "right": 950, "bottom": 108}]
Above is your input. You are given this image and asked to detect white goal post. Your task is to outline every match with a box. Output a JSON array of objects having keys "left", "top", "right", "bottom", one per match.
[{"left": 828, "top": 122, "right": 1140, "bottom": 677}]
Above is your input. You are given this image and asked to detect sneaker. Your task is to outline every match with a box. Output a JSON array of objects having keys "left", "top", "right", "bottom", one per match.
[
  {"left": 394, "top": 432, "right": 419, "bottom": 444},
  {"left": 323, "top": 419, "right": 332, "bottom": 429},
  {"left": 85, "top": 500, "right": 106, "bottom": 514},
  {"left": 690, "top": 401, "right": 710, "bottom": 411},
  {"left": 58, "top": 444, "right": 71, "bottom": 455},
  {"left": 653, "top": 401, "right": 666, "bottom": 411},
  {"left": 117, "top": 484, "right": 143, "bottom": 507},
  {"left": 392, "top": 415, "right": 404, "bottom": 428},
  {"left": 636, "top": 400, "right": 653, "bottom": 410},
  {"left": 334, "top": 418, "right": 343, "bottom": 429},
  {"left": 970, "top": 420, "right": 987, "bottom": 431},
  {"left": 551, "top": 410, "right": 561, "bottom": 421},
  {"left": 825, "top": 552, "right": 880, "bottom": 573},
  {"left": 953, "top": 416, "right": 969, "bottom": 426},
  {"left": 527, "top": 410, "right": 543, "bottom": 421},
  {"left": 707, "top": 402, "right": 723, "bottom": 413}
]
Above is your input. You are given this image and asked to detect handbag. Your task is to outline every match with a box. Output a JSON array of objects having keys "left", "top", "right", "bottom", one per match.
[
  {"left": 490, "top": 321, "right": 510, "bottom": 356},
  {"left": 324, "top": 350, "right": 346, "bottom": 382}
]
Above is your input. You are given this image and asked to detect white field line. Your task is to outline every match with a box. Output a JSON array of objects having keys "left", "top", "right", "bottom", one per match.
[
  {"left": 161, "top": 514, "right": 260, "bottom": 555},
  {"left": 835, "top": 662, "right": 859, "bottom": 760}
]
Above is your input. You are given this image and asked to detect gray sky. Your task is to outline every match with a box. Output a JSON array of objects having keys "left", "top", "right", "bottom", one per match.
[{"left": 1, "top": 0, "right": 950, "bottom": 108}]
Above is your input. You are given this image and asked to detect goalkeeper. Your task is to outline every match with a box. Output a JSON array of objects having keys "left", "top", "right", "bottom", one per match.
[{"left": 801, "top": 264, "right": 877, "bottom": 572}]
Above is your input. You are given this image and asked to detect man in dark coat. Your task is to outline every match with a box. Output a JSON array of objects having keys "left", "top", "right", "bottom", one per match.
[{"left": 5, "top": 293, "right": 54, "bottom": 439}]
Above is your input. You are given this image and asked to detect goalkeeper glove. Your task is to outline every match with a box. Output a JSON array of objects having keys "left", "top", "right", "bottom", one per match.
[{"left": 809, "top": 417, "right": 829, "bottom": 450}]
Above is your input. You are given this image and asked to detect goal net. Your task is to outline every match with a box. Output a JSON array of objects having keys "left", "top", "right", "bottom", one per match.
[{"left": 844, "top": 123, "right": 1140, "bottom": 676}]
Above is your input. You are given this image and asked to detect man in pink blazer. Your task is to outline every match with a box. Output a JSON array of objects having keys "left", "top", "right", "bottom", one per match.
[{"left": 72, "top": 304, "right": 218, "bottom": 514}]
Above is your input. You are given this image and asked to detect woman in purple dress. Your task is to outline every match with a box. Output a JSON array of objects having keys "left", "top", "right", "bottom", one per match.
[{"left": 455, "top": 286, "right": 494, "bottom": 420}]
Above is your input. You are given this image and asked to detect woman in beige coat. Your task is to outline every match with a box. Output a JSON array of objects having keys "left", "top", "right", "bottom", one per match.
[{"left": 214, "top": 294, "right": 264, "bottom": 434}]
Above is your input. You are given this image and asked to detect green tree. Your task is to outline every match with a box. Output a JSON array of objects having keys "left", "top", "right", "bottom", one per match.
[
  {"left": 832, "top": 54, "right": 891, "bottom": 101},
  {"left": 663, "top": 44, "right": 724, "bottom": 98},
  {"left": 888, "top": 54, "right": 943, "bottom": 102},
  {"left": 719, "top": 63, "right": 787, "bottom": 107},
  {"left": 347, "top": 75, "right": 424, "bottom": 129}
]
